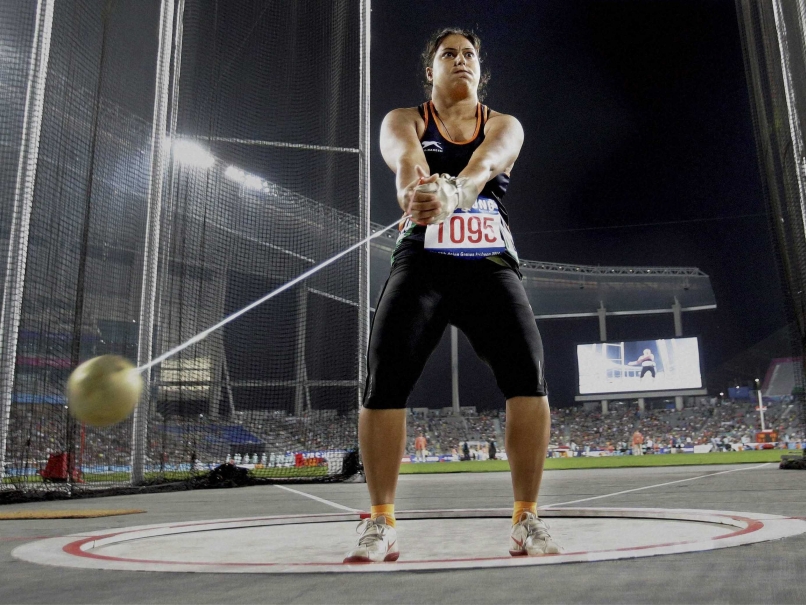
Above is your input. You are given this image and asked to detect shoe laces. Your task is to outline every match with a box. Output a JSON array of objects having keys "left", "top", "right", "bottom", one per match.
[
  {"left": 355, "top": 517, "right": 388, "bottom": 547},
  {"left": 518, "top": 512, "right": 552, "bottom": 540}
]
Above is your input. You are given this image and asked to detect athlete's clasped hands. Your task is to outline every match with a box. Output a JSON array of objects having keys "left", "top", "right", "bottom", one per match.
[{"left": 403, "top": 166, "right": 477, "bottom": 226}]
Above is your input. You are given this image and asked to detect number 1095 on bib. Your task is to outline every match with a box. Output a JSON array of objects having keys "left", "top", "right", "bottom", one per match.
[{"left": 424, "top": 212, "right": 506, "bottom": 257}]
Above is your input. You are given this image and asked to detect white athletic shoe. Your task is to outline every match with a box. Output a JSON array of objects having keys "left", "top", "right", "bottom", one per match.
[
  {"left": 343, "top": 516, "right": 400, "bottom": 563},
  {"left": 509, "top": 512, "right": 561, "bottom": 556}
]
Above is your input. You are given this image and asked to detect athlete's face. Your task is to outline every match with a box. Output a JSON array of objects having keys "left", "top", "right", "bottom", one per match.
[{"left": 427, "top": 34, "right": 480, "bottom": 95}]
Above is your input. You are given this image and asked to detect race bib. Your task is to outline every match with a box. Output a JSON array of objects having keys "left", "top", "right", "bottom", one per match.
[{"left": 424, "top": 197, "right": 506, "bottom": 258}]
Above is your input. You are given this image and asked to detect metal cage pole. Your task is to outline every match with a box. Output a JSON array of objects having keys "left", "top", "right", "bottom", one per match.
[
  {"left": 150, "top": 0, "right": 185, "bottom": 431},
  {"left": 451, "top": 326, "right": 460, "bottom": 414},
  {"left": 357, "top": 0, "right": 371, "bottom": 414},
  {"left": 0, "top": 0, "right": 55, "bottom": 480},
  {"left": 772, "top": 0, "right": 806, "bottom": 240},
  {"left": 131, "top": 0, "right": 175, "bottom": 484},
  {"left": 153, "top": 0, "right": 185, "bottom": 401}
]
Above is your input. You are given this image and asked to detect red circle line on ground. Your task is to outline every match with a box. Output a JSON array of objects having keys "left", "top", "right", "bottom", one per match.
[{"left": 60, "top": 512, "right": 764, "bottom": 567}]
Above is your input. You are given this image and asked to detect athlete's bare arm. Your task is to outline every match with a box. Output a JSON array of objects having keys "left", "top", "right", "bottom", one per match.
[
  {"left": 380, "top": 108, "right": 439, "bottom": 224},
  {"left": 380, "top": 107, "right": 524, "bottom": 225},
  {"left": 458, "top": 113, "right": 524, "bottom": 195}
]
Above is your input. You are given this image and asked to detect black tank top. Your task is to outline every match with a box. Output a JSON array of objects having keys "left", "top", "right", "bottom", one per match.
[{"left": 394, "top": 101, "right": 519, "bottom": 268}]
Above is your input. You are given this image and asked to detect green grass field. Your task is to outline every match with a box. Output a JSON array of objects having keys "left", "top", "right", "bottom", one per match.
[
  {"left": 4, "top": 450, "right": 800, "bottom": 485},
  {"left": 399, "top": 449, "right": 802, "bottom": 474}
]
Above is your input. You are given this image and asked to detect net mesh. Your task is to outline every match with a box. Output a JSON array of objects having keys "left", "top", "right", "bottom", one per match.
[
  {"left": 736, "top": 0, "right": 806, "bottom": 434},
  {"left": 6, "top": 0, "right": 803, "bottom": 499},
  {"left": 1, "top": 0, "right": 366, "bottom": 498}
]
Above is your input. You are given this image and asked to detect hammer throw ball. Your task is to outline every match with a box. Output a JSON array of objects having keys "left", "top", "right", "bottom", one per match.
[{"left": 66, "top": 355, "right": 143, "bottom": 427}]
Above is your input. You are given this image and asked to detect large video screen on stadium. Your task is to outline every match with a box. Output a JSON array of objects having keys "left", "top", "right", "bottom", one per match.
[{"left": 576, "top": 337, "right": 703, "bottom": 395}]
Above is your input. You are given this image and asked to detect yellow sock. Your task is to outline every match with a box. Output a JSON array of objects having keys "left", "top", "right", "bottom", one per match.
[
  {"left": 371, "top": 504, "right": 396, "bottom": 528},
  {"left": 512, "top": 501, "right": 537, "bottom": 525}
]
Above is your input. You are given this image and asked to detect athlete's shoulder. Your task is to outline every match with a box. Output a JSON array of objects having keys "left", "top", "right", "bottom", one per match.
[
  {"left": 382, "top": 106, "right": 427, "bottom": 138},
  {"left": 484, "top": 108, "right": 524, "bottom": 146},
  {"left": 485, "top": 108, "right": 523, "bottom": 130},
  {"left": 383, "top": 107, "right": 425, "bottom": 127}
]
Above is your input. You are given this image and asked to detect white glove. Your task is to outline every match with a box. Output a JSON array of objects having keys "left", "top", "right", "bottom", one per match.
[{"left": 415, "top": 174, "right": 477, "bottom": 224}]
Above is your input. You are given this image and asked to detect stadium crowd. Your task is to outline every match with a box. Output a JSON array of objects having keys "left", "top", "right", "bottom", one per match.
[
  {"left": 4, "top": 397, "right": 804, "bottom": 478},
  {"left": 409, "top": 397, "right": 804, "bottom": 456}
]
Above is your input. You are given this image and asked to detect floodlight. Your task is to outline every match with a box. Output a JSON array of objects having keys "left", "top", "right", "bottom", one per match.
[
  {"left": 225, "top": 166, "right": 245, "bottom": 182},
  {"left": 224, "top": 165, "right": 266, "bottom": 190},
  {"left": 243, "top": 174, "right": 265, "bottom": 190},
  {"left": 173, "top": 140, "right": 215, "bottom": 168}
]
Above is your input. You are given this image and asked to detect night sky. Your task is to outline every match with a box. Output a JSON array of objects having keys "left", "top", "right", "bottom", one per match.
[{"left": 369, "top": 0, "right": 790, "bottom": 409}]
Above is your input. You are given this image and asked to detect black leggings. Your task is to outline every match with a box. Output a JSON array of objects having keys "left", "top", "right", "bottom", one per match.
[{"left": 363, "top": 253, "right": 548, "bottom": 409}]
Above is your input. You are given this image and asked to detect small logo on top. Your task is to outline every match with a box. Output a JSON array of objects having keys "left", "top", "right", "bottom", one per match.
[{"left": 422, "top": 140, "right": 443, "bottom": 152}]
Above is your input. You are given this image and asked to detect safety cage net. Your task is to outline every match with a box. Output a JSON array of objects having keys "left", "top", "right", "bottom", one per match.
[{"left": 0, "top": 0, "right": 369, "bottom": 501}]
